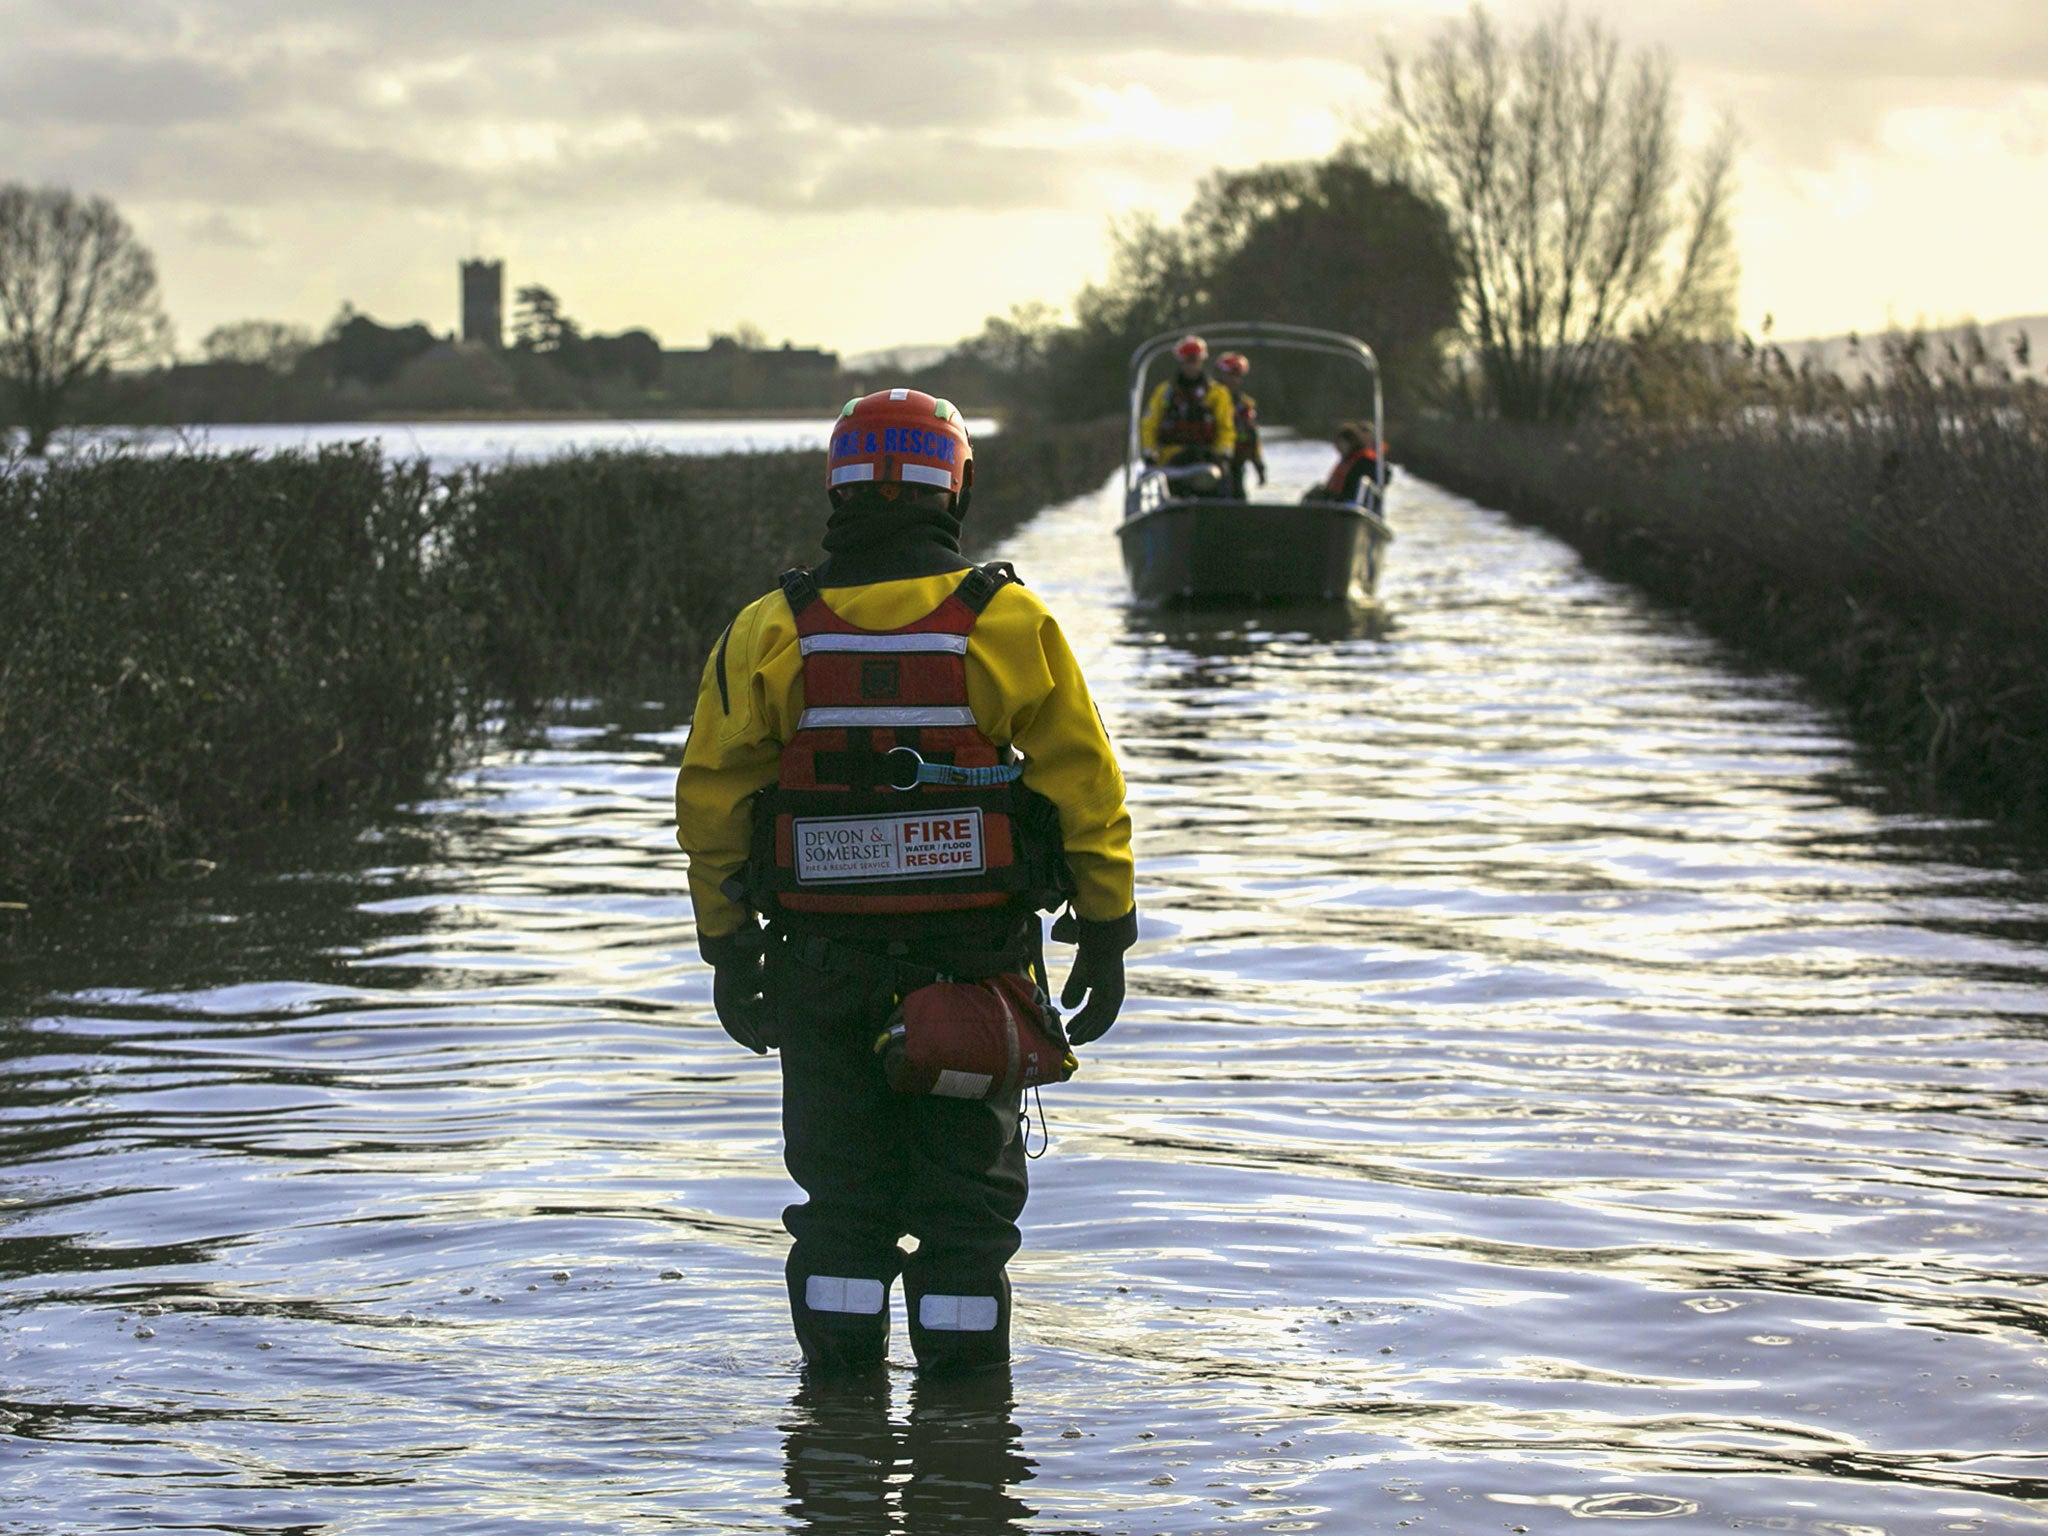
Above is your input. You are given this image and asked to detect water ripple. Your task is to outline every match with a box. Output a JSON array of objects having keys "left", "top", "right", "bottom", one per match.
[{"left": 5, "top": 442, "right": 2048, "bottom": 1533}]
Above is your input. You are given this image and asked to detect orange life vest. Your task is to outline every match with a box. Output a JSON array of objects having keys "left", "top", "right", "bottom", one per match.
[
  {"left": 1158, "top": 379, "right": 1218, "bottom": 446},
  {"left": 1230, "top": 390, "right": 1260, "bottom": 456},
  {"left": 1324, "top": 447, "right": 1380, "bottom": 501},
  {"left": 749, "top": 564, "right": 1060, "bottom": 918}
]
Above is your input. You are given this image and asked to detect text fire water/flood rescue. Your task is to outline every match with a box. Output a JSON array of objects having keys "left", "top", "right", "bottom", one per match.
[{"left": 793, "top": 809, "right": 987, "bottom": 883}]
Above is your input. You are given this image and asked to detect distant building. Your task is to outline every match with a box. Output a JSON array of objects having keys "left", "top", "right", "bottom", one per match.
[
  {"left": 662, "top": 336, "right": 842, "bottom": 408},
  {"left": 460, "top": 260, "right": 503, "bottom": 350}
]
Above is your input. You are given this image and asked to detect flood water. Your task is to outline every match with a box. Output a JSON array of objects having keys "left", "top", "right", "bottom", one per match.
[
  {"left": 32, "top": 416, "right": 990, "bottom": 476},
  {"left": 5, "top": 435, "right": 2047, "bottom": 1534}
]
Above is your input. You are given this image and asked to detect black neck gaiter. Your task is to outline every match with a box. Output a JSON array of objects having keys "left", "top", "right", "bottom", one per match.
[{"left": 813, "top": 496, "right": 971, "bottom": 588}]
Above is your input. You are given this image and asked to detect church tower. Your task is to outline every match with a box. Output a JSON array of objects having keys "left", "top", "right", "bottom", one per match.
[{"left": 460, "top": 259, "right": 503, "bottom": 349}]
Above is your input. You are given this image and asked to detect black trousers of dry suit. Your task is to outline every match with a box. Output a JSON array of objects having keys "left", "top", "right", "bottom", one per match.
[{"left": 766, "top": 926, "right": 1030, "bottom": 1374}]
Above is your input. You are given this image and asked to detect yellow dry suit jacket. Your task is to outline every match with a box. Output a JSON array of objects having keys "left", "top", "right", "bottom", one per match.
[
  {"left": 1139, "top": 378, "right": 1237, "bottom": 462},
  {"left": 676, "top": 570, "right": 1135, "bottom": 941}
]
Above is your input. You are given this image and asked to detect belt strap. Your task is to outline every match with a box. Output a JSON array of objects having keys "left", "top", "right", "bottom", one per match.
[
  {"left": 781, "top": 930, "right": 1027, "bottom": 995},
  {"left": 907, "top": 760, "right": 1023, "bottom": 788}
]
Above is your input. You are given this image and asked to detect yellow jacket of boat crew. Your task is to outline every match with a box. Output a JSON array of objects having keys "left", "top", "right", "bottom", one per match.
[
  {"left": 676, "top": 571, "right": 1135, "bottom": 941},
  {"left": 1139, "top": 378, "right": 1238, "bottom": 461}
]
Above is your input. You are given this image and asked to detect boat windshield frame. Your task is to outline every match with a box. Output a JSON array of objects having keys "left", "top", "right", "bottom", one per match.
[{"left": 1125, "top": 322, "right": 1386, "bottom": 505}]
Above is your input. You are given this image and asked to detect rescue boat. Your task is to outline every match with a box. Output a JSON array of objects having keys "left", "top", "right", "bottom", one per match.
[{"left": 1117, "top": 323, "right": 1393, "bottom": 605}]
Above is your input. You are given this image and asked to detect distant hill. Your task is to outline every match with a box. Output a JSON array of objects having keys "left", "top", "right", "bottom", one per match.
[
  {"left": 1782, "top": 314, "right": 2048, "bottom": 383},
  {"left": 842, "top": 343, "right": 953, "bottom": 374}
]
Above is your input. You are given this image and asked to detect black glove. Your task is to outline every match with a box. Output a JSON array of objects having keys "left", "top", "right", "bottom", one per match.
[
  {"left": 1051, "top": 906, "right": 1138, "bottom": 1046},
  {"left": 700, "top": 922, "right": 775, "bottom": 1054},
  {"left": 1253, "top": 459, "right": 1267, "bottom": 486}
]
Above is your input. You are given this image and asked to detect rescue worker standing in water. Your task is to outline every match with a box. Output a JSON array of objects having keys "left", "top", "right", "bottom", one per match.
[
  {"left": 1214, "top": 351, "right": 1265, "bottom": 499},
  {"left": 676, "top": 388, "right": 1137, "bottom": 1377},
  {"left": 1138, "top": 334, "right": 1236, "bottom": 494}
]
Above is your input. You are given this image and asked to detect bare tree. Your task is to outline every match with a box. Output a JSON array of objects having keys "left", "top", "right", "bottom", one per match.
[
  {"left": 0, "top": 185, "right": 172, "bottom": 453},
  {"left": 1385, "top": 5, "right": 1738, "bottom": 421},
  {"left": 202, "top": 318, "right": 313, "bottom": 371}
]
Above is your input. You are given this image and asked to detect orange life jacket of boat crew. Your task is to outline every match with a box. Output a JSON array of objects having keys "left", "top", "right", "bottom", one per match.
[
  {"left": 1324, "top": 447, "right": 1380, "bottom": 502},
  {"left": 748, "top": 563, "right": 1061, "bottom": 918},
  {"left": 1158, "top": 379, "right": 1218, "bottom": 445},
  {"left": 1230, "top": 391, "right": 1261, "bottom": 457}
]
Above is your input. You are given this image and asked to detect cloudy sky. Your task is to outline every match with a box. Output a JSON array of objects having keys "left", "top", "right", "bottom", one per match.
[{"left": 4, "top": 0, "right": 2044, "bottom": 357}]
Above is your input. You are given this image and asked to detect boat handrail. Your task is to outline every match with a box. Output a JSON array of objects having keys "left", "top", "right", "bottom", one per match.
[{"left": 1125, "top": 321, "right": 1386, "bottom": 505}]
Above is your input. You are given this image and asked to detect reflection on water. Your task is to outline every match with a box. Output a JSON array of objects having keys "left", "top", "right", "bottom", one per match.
[
  {"left": 5, "top": 438, "right": 2048, "bottom": 1533},
  {"left": 784, "top": 1368, "right": 1034, "bottom": 1532},
  {"left": 27, "top": 415, "right": 994, "bottom": 476}
]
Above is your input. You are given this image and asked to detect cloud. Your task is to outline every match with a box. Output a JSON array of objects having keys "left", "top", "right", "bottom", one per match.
[
  {"left": 1, "top": 0, "right": 1379, "bottom": 220},
  {"left": 25, "top": 109, "right": 1212, "bottom": 221},
  {"left": 0, "top": 51, "right": 250, "bottom": 127},
  {"left": 1588, "top": 0, "right": 2048, "bottom": 85},
  {"left": 184, "top": 210, "right": 265, "bottom": 247},
  {"left": 1365, "top": 3, "right": 2048, "bottom": 180},
  {"left": 9, "top": 0, "right": 2045, "bottom": 223},
  {"left": 49, "top": 127, "right": 473, "bottom": 209}
]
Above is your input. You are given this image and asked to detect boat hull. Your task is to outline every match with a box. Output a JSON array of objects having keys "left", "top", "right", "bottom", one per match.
[{"left": 1117, "top": 497, "right": 1390, "bottom": 605}]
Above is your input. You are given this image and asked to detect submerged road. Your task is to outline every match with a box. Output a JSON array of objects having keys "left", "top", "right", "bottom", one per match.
[{"left": 5, "top": 437, "right": 2046, "bottom": 1534}]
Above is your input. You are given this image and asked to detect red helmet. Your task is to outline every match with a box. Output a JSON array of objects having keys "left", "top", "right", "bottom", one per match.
[
  {"left": 1173, "top": 335, "right": 1208, "bottom": 365},
  {"left": 827, "top": 388, "right": 973, "bottom": 500},
  {"left": 1215, "top": 351, "right": 1249, "bottom": 380}
]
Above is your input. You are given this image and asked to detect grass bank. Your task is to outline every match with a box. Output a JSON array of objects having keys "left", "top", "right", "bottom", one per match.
[
  {"left": 0, "top": 446, "right": 475, "bottom": 904},
  {"left": 1399, "top": 366, "right": 2048, "bottom": 822},
  {"left": 1, "top": 418, "right": 1125, "bottom": 906},
  {"left": 458, "top": 415, "right": 1124, "bottom": 706}
]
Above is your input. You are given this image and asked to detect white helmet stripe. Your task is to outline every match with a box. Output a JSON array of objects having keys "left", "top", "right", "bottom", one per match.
[
  {"left": 828, "top": 463, "right": 876, "bottom": 486},
  {"left": 899, "top": 463, "right": 954, "bottom": 489}
]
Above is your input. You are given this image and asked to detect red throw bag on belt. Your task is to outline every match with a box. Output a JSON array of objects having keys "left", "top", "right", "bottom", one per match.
[{"left": 875, "top": 973, "right": 1075, "bottom": 1099}]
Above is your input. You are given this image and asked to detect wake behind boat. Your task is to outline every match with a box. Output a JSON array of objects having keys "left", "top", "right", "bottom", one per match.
[{"left": 1117, "top": 323, "right": 1393, "bottom": 605}]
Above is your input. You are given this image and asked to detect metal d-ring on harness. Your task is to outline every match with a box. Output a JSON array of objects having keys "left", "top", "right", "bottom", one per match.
[{"left": 881, "top": 745, "right": 1026, "bottom": 792}]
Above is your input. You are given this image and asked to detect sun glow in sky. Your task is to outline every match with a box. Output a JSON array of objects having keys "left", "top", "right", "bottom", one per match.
[{"left": 3, "top": 0, "right": 2043, "bottom": 357}]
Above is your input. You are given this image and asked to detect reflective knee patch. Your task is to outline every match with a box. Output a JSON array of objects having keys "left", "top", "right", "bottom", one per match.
[
  {"left": 805, "top": 1275, "right": 887, "bottom": 1315},
  {"left": 917, "top": 1293, "right": 1000, "bottom": 1331}
]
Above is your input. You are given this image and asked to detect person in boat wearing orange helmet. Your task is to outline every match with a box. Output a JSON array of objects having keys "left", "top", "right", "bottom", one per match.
[
  {"left": 1305, "top": 420, "right": 1385, "bottom": 509},
  {"left": 1138, "top": 334, "right": 1236, "bottom": 495},
  {"left": 675, "top": 388, "right": 1136, "bottom": 1378},
  {"left": 1213, "top": 351, "right": 1266, "bottom": 499}
]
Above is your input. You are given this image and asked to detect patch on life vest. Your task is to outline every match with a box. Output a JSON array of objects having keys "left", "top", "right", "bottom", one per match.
[
  {"left": 793, "top": 809, "right": 986, "bottom": 883},
  {"left": 860, "top": 658, "right": 899, "bottom": 698}
]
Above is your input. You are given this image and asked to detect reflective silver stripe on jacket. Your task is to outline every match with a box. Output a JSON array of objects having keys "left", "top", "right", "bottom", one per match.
[
  {"left": 796, "top": 706, "right": 978, "bottom": 730},
  {"left": 798, "top": 633, "right": 969, "bottom": 656}
]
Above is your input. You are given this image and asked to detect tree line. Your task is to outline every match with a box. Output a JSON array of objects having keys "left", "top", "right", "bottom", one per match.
[
  {"left": 898, "top": 5, "right": 1740, "bottom": 431},
  {"left": 174, "top": 290, "right": 676, "bottom": 419},
  {"left": 4, "top": 6, "right": 1745, "bottom": 451}
]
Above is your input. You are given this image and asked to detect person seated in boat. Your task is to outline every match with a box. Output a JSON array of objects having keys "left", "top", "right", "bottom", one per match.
[
  {"left": 1304, "top": 422, "right": 1384, "bottom": 508},
  {"left": 1214, "top": 351, "right": 1266, "bottom": 499},
  {"left": 1139, "top": 334, "right": 1236, "bottom": 497}
]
